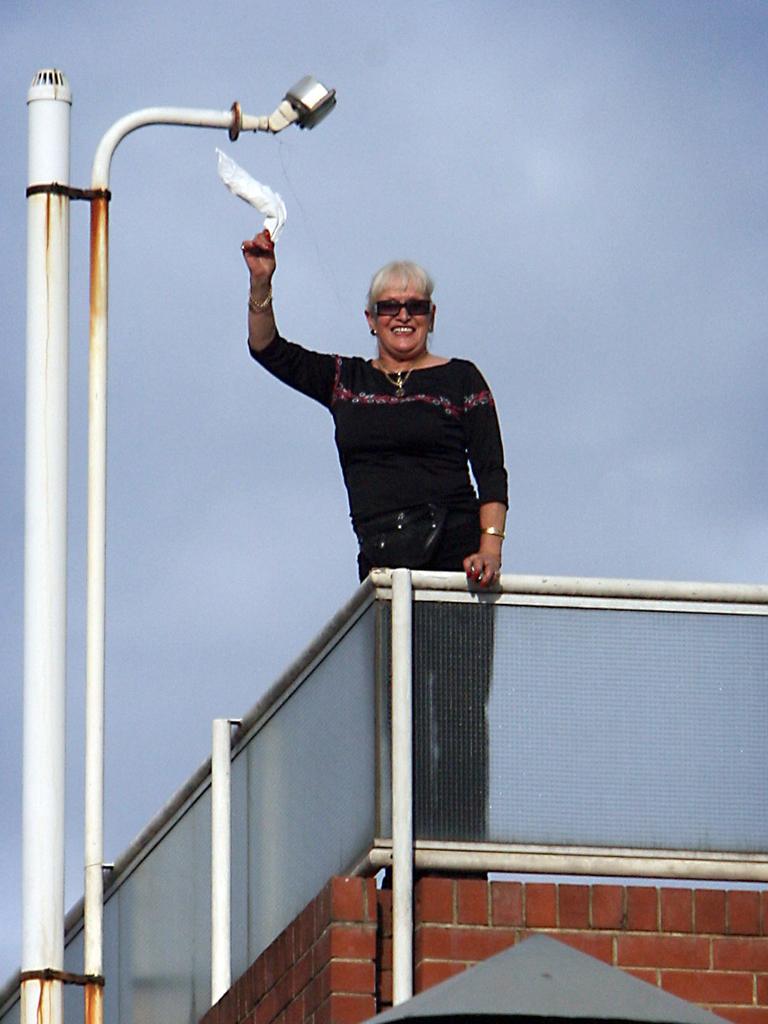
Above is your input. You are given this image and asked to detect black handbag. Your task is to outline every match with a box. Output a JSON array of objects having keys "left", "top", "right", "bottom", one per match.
[{"left": 356, "top": 504, "right": 447, "bottom": 569}]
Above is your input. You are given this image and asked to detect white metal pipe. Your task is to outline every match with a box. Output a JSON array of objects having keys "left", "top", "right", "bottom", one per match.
[
  {"left": 22, "top": 68, "right": 71, "bottom": 1024},
  {"left": 90, "top": 102, "right": 297, "bottom": 187},
  {"left": 84, "top": 96, "right": 300, "bottom": 1024},
  {"left": 365, "top": 841, "right": 768, "bottom": 882},
  {"left": 83, "top": 188, "right": 108, "bottom": 1024},
  {"left": 211, "top": 719, "right": 234, "bottom": 1005},
  {"left": 390, "top": 568, "right": 413, "bottom": 1005},
  {"left": 370, "top": 568, "right": 768, "bottom": 604}
]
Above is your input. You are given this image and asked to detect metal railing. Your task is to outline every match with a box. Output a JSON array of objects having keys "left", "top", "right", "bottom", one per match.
[
  {"left": 3, "top": 570, "right": 767, "bottom": 1023},
  {"left": 373, "top": 569, "right": 768, "bottom": 1002}
]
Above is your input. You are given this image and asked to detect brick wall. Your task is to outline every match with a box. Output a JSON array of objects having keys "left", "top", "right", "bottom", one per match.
[
  {"left": 413, "top": 878, "right": 768, "bottom": 1024},
  {"left": 201, "top": 876, "right": 768, "bottom": 1024},
  {"left": 201, "top": 878, "right": 379, "bottom": 1024}
]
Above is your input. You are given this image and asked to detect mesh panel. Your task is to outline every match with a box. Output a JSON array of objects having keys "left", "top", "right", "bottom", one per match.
[
  {"left": 413, "top": 601, "right": 494, "bottom": 839},
  {"left": 489, "top": 604, "right": 768, "bottom": 851},
  {"left": 380, "top": 598, "right": 768, "bottom": 852}
]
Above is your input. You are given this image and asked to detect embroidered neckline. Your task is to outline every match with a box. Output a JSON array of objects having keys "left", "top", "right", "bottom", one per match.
[{"left": 330, "top": 356, "right": 493, "bottom": 416}]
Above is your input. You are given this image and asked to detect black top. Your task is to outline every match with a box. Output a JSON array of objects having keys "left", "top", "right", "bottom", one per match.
[{"left": 250, "top": 333, "right": 508, "bottom": 526}]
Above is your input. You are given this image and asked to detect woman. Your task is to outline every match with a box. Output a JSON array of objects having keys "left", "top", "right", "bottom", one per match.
[{"left": 242, "top": 228, "right": 508, "bottom": 585}]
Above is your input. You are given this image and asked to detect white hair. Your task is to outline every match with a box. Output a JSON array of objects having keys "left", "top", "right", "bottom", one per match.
[{"left": 366, "top": 260, "right": 435, "bottom": 311}]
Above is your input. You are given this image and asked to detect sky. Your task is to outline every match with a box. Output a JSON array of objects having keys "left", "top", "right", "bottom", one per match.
[{"left": 2, "top": 0, "right": 767, "bottom": 989}]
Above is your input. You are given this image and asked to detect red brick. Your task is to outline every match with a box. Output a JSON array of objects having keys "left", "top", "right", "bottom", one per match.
[
  {"left": 255, "top": 986, "right": 281, "bottom": 1024},
  {"left": 377, "top": 966, "right": 392, "bottom": 1006},
  {"left": 292, "top": 952, "right": 312, "bottom": 997},
  {"left": 714, "top": 936, "right": 768, "bottom": 971},
  {"left": 617, "top": 934, "right": 709, "bottom": 969},
  {"left": 591, "top": 885, "right": 624, "bottom": 930},
  {"left": 661, "top": 970, "right": 754, "bottom": 1005},
  {"left": 276, "top": 975, "right": 293, "bottom": 1012},
  {"left": 278, "top": 937, "right": 293, "bottom": 981},
  {"left": 327, "top": 960, "right": 375, "bottom": 995},
  {"left": 623, "top": 967, "right": 659, "bottom": 985},
  {"left": 239, "top": 974, "right": 254, "bottom": 1020},
  {"left": 297, "top": 904, "right": 316, "bottom": 955},
  {"left": 729, "top": 892, "right": 762, "bottom": 936},
  {"left": 695, "top": 889, "right": 727, "bottom": 935},
  {"left": 416, "top": 960, "right": 466, "bottom": 992},
  {"left": 660, "top": 889, "right": 693, "bottom": 934},
  {"left": 556, "top": 932, "right": 613, "bottom": 963},
  {"left": 457, "top": 879, "right": 489, "bottom": 925},
  {"left": 758, "top": 976, "right": 768, "bottom": 1005},
  {"left": 526, "top": 884, "right": 557, "bottom": 927},
  {"left": 715, "top": 1010, "right": 768, "bottom": 1024},
  {"left": 416, "top": 877, "right": 454, "bottom": 923},
  {"left": 330, "top": 878, "right": 367, "bottom": 923},
  {"left": 329, "top": 925, "right": 376, "bottom": 960},
  {"left": 262, "top": 944, "right": 278, "bottom": 988},
  {"left": 255, "top": 957, "right": 270, "bottom": 1001},
  {"left": 315, "top": 994, "right": 331, "bottom": 1024},
  {"left": 377, "top": 889, "right": 393, "bottom": 937},
  {"left": 379, "top": 935, "right": 392, "bottom": 971},
  {"left": 304, "top": 974, "right": 323, "bottom": 1015},
  {"left": 231, "top": 974, "right": 246, "bottom": 1019},
  {"left": 315, "top": 885, "right": 331, "bottom": 935},
  {"left": 313, "top": 929, "right": 332, "bottom": 975},
  {"left": 626, "top": 888, "right": 658, "bottom": 931},
  {"left": 763, "top": 892, "right": 768, "bottom": 935},
  {"left": 285, "top": 994, "right": 304, "bottom": 1024},
  {"left": 491, "top": 882, "right": 523, "bottom": 926},
  {"left": 325, "top": 993, "right": 376, "bottom": 1024},
  {"left": 558, "top": 886, "right": 590, "bottom": 929},
  {"left": 416, "top": 925, "right": 516, "bottom": 962},
  {"left": 238, "top": 964, "right": 254, "bottom": 1008}
]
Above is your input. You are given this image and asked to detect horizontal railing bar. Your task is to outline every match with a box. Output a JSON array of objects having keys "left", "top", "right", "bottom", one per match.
[
  {"left": 370, "top": 569, "right": 768, "bottom": 604},
  {"left": 406, "top": 591, "right": 768, "bottom": 615},
  {"left": 367, "top": 840, "right": 768, "bottom": 882}
]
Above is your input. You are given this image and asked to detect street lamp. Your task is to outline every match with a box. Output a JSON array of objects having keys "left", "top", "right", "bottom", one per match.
[
  {"left": 284, "top": 74, "right": 337, "bottom": 129},
  {"left": 23, "top": 69, "right": 335, "bottom": 1024}
]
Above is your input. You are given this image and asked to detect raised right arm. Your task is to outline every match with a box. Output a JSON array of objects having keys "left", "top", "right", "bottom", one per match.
[{"left": 242, "top": 228, "right": 277, "bottom": 353}]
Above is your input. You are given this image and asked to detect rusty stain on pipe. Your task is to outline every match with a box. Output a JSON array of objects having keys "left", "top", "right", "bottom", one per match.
[
  {"left": 44, "top": 193, "right": 67, "bottom": 353},
  {"left": 17, "top": 977, "right": 54, "bottom": 1024},
  {"left": 84, "top": 981, "right": 103, "bottom": 1024},
  {"left": 228, "top": 101, "right": 241, "bottom": 141},
  {"left": 89, "top": 197, "right": 109, "bottom": 348},
  {"left": 36, "top": 978, "right": 50, "bottom": 1024}
]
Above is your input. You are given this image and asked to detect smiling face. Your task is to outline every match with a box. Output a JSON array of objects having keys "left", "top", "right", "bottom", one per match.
[{"left": 365, "top": 276, "right": 436, "bottom": 369}]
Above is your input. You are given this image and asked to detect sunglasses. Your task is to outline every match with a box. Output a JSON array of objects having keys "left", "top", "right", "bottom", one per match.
[{"left": 374, "top": 299, "right": 432, "bottom": 318}]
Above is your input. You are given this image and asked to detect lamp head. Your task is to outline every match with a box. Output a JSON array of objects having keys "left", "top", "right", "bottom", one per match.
[{"left": 284, "top": 75, "right": 336, "bottom": 129}]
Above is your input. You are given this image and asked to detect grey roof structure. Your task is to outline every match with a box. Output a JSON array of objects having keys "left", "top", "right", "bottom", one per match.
[{"left": 368, "top": 936, "right": 728, "bottom": 1024}]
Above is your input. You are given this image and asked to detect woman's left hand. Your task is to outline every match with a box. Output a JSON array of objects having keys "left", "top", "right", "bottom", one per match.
[{"left": 463, "top": 551, "right": 501, "bottom": 588}]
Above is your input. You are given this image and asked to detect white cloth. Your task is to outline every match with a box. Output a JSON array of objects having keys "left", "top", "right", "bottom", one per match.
[{"left": 216, "top": 148, "right": 287, "bottom": 241}]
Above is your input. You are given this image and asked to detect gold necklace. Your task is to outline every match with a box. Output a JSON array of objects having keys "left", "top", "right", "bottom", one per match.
[{"left": 380, "top": 365, "right": 413, "bottom": 397}]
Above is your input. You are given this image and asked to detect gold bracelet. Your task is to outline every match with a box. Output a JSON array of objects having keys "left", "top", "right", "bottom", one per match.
[
  {"left": 481, "top": 526, "right": 505, "bottom": 540},
  {"left": 248, "top": 288, "right": 273, "bottom": 313}
]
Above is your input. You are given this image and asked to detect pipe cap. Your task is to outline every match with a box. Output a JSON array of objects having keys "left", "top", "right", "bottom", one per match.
[{"left": 28, "top": 69, "right": 72, "bottom": 104}]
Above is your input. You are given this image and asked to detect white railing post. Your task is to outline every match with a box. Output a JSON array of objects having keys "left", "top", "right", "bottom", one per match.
[
  {"left": 211, "top": 718, "right": 239, "bottom": 1005},
  {"left": 391, "top": 568, "right": 414, "bottom": 1004}
]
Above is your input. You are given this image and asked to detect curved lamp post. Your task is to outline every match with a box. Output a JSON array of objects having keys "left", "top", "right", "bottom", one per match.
[{"left": 84, "top": 75, "right": 335, "bottom": 1024}]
